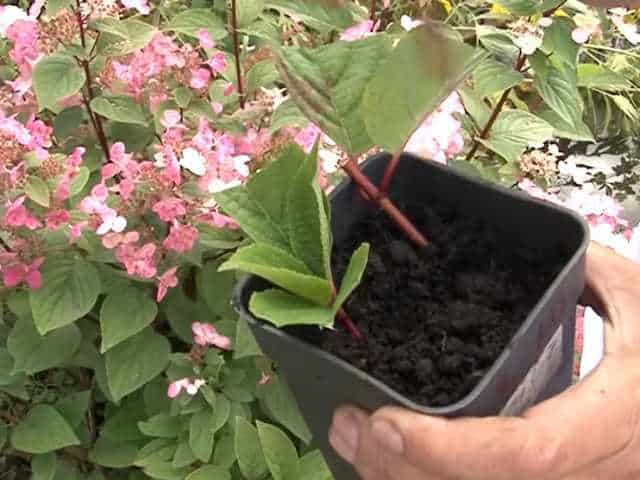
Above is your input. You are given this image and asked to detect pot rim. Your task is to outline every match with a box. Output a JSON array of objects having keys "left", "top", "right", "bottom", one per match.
[{"left": 232, "top": 153, "right": 590, "bottom": 414}]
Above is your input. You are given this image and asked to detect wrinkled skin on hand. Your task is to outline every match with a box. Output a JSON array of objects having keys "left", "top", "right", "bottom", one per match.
[{"left": 329, "top": 243, "right": 640, "bottom": 480}]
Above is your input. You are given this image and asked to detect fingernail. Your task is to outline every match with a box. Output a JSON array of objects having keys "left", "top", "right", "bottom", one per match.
[
  {"left": 371, "top": 419, "right": 404, "bottom": 455},
  {"left": 329, "top": 410, "right": 362, "bottom": 463}
]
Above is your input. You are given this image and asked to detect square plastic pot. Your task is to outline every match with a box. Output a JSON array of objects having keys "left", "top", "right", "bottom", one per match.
[{"left": 233, "top": 153, "right": 589, "bottom": 480}]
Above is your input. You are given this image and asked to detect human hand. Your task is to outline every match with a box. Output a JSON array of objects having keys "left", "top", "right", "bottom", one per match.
[{"left": 328, "top": 242, "right": 640, "bottom": 480}]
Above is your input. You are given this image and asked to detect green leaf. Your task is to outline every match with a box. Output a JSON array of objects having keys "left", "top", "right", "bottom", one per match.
[
  {"left": 134, "top": 439, "right": 176, "bottom": 468},
  {"left": 477, "top": 110, "right": 554, "bottom": 163},
  {"left": 494, "top": 0, "right": 563, "bottom": 16},
  {"left": 166, "top": 9, "right": 227, "bottom": 39},
  {"left": 459, "top": 87, "right": 490, "bottom": 129},
  {"left": 247, "top": 60, "right": 279, "bottom": 94},
  {"left": 278, "top": 35, "right": 392, "bottom": 155},
  {"left": 53, "top": 107, "right": 84, "bottom": 139},
  {"left": 298, "top": 450, "right": 332, "bottom": 480},
  {"left": 94, "top": 18, "right": 157, "bottom": 56},
  {"left": 538, "top": 108, "right": 594, "bottom": 142},
  {"left": 89, "top": 437, "right": 139, "bottom": 468},
  {"left": 32, "top": 54, "right": 85, "bottom": 109},
  {"left": 213, "top": 433, "right": 236, "bottom": 468},
  {"left": 333, "top": 243, "right": 369, "bottom": 313},
  {"left": 256, "top": 421, "right": 299, "bottom": 480},
  {"left": 11, "top": 405, "right": 80, "bottom": 454},
  {"left": 0, "top": 348, "right": 25, "bottom": 386},
  {"left": 530, "top": 51, "right": 582, "bottom": 129},
  {"left": 101, "top": 396, "right": 148, "bottom": 443},
  {"left": 477, "top": 26, "right": 519, "bottom": 61},
  {"left": 32, "top": 453, "right": 58, "bottom": 480},
  {"left": 69, "top": 167, "right": 90, "bottom": 197},
  {"left": 100, "top": 288, "right": 158, "bottom": 352},
  {"left": 237, "top": 0, "right": 265, "bottom": 27},
  {"left": 197, "top": 261, "right": 236, "bottom": 318},
  {"left": 54, "top": 390, "right": 91, "bottom": 428},
  {"left": 540, "top": 18, "right": 578, "bottom": 67},
  {"left": 143, "top": 462, "right": 192, "bottom": 480},
  {"left": 233, "top": 318, "right": 262, "bottom": 359},
  {"left": 270, "top": 98, "right": 308, "bottom": 133},
  {"left": 189, "top": 409, "right": 215, "bottom": 462},
  {"left": 172, "top": 441, "right": 196, "bottom": 469},
  {"left": 139, "top": 414, "right": 182, "bottom": 438},
  {"left": 285, "top": 147, "right": 332, "bottom": 278},
  {"left": 91, "top": 94, "right": 149, "bottom": 125},
  {"left": 109, "top": 122, "right": 155, "bottom": 151},
  {"left": 29, "top": 256, "right": 100, "bottom": 335},
  {"left": 577, "top": 64, "right": 630, "bottom": 91},
  {"left": 363, "top": 24, "right": 485, "bottom": 152},
  {"left": 235, "top": 417, "right": 268, "bottom": 480},
  {"left": 211, "top": 395, "right": 231, "bottom": 434},
  {"left": 25, "top": 176, "right": 50, "bottom": 207},
  {"left": 611, "top": 95, "right": 640, "bottom": 122},
  {"left": 8, "top": 316, "right": 81, "bottom": 375},
  {"left": 260, "top": 375, "right": 311, "bottom": 444},
  {"left": 473, "top": 58, "right": 524, "bottom": 98},
  {"left": 220, "top": 244, "right": 331, "bottom": 304},
  {"left": 265, "top": 0, "right": 361, "bottom": 31},
  {"left": 46, "top": 0, "right": 74, "bottom": 16},
  {"left": 106, "top": 328, "right": 171, "bottom": 402},
  {"left": 249, "top": 289, "right": 334, "bottom": 328},
  {"left": 173, "top": 87, "right": 194, "bottom": 108},
  {"left": 186, "top": 465, "right": 231, "bottom": 480}
]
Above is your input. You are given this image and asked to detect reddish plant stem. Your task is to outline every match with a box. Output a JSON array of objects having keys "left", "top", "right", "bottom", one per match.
[
  {"left": 342, "top": 159, "right": 428, "bottom": 248},
  {"left": 464, "top": 53, "right": 526, "bottom": 162},
  {"left": 369, "top": 0, "right": 377, "bottom": 21},
  {"left": 230, "top": 0, "right": 246, "bottom": 109},
  {"left": 379, "top": 149, "right": 402, "bottom": 193},
  {"left": 330, "top": 282, "right": 362, "bottom": 338}
]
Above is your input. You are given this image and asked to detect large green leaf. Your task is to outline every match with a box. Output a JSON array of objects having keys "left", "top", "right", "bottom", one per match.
[
  {"left": 269, "top": 98, "right": 308, "bottom": 133},
  {"left": 249, "top": 289, "right": 334, "bottom": 328},
  {"left": 235, "top": 417, "right": 268, "bottom": 480},
  {"left": 530, "top": 51, "right": 582, "bottom": 130},
  {"left": 577, "top": 64, "right": 631, "bottom": 91},
  {"left": 54, "top": 391, "right": 91, "bottom": 428},
  {"left": 538, "top": 109, "right": 594, "bottom": 142},
  {"left": 29, "top": 256, "right": 100, "bottom": 335},
  {"left": 256, "top": 421, "right": 299, "bottom": 480},
  {"left": 473, "top": 58, "right": 524, "bottom": 98},
  {"left": 278, "top": 35, "right": 392, "bottom": 155},
  {"left": 333, "top": 243, "right": 369, "bottom": 312},
  {"left": 166, "top": 8, "right": 228, "bottom": 39},
  {"left": 89, "top": 437, "right": 139, "bottom": 468},
  {"left": 220, "top": 244, "right": 331, "bottom": 304},
  {"left": 186, "top": 465, "right": 231, "bottom": 480},
  {"left": 100, "top": 288, "right": 158, "bottom": 352},
  {"left": 260, "top": 375, "right": 311, "bottom": 444},
  {"left": 94, "top": 18, "right": 157, "bottom": 56},
  {"left": 139, "top": 414, "right": 182, "bottom": 438},
  {"left": 32, "top": 452, "right": 58, "bottom": 480},
  {"left": 91, "top": 94, "right": 149, "bottom": 125},
  {"left": 8, "top": 316, "right": 81, "bottom": 375},
  {"left": 233, "top": 318, "right": 262, "bottom": 360},
  {"left": 540, "top": 18, "right": 579, "bottom": 67},
  {"left": 189, "top": 409, "right": 215, "bottom": 463},
  {"left": 196, "top": 261, "right": 236, "bottom": 318},
  {"left": 25, "top": 176, "right": 50, "bottom": 208},
  {"left": 298, "top": 450, "right": 333, "bottom": 480},
  {"left": 105, "top": 328, "right": 171, "bottom": 402},
  {"left": 11, "top": 405, "right": 80, "bottom": 454},
  {"left": 32, "top": 54, "right": 85, "bottom": 110},
  {"left": 266, "top": 0, "right": 361, "bottom": 31},
  {"left": 477, "top": 110, "right": 554, "bottom": 162},
  {"left": 0, "top": 348, "right": 25, "bottom": 386},
  {"left": 237, "top": 0, "right": 265, "bottom": 27},
  {"left": 363, "top": 24, "right": 485, "bottom": 152}
]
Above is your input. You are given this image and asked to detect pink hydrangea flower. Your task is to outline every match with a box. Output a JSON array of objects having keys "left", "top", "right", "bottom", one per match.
[
  {"left": 45, "top": 210, "right": 70, "bottom": 230},
  {"left": 2, "top": 257, "right": 44, "bottom": 289},
  {"left": 294, "top": 123, "right": 322, "bottom": 154},
  {"left": 4, "top": 196, "right": 42, "bottom": 230},
  {"left": 340, "top": 20, "right": 379, "bottom": 41},
  {"left": 163, "top": 221, "right": 198, "bottom": 253},
  {"left": 571, "top": 13, "right": 601, "bottom": 44},
  {"left": 116, "top": 242, "right": 158, "bottom": 278},
  {"left": 156, "top": 267, "right": 178, "bottom": 302},
  {"left": 207, "top": 52, "right": 228, "bottom": 74},
  {"left": 152, "top": 198, "right": 187, "bottom": 222},
  {"left": 197, "top": 29, "right": 216, "bottom": 49},
  {"left": 167, "top": 378, "right": 205, "bottom": 399},
  {"left": 102, "top": 231, "right": 139, "bottom": 249},
  {"left": 190, "top": 68, "right": 211, "bottom": 89},
  {"left": 161, "top": 110, "right": 185, "bottom": 130},
  {"left": 192, "top": 322, "right": 232, "bottom": 350},
  {"left": 96, "top": 210, "right": 127, "bottom": 236},
  {"left": 120, "top": 0, "right": 150, "bottom": 15}
]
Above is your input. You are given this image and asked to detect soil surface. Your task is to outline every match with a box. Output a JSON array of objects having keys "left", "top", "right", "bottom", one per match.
[{"left": 322, "top": 201, "right": 565, "bottom": 407}]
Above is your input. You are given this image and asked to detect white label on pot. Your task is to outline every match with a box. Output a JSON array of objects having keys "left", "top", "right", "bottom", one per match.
[{"left": 500, "top": 326, "right": 564, "bottom": 416}]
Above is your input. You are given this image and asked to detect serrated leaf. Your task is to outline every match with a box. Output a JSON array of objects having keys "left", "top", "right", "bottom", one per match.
[
  {"left": 166, "top": 9, "right": 227, "bottom": 39},
  {"left": 29, "top": 256, "right": 100, "bottom": 334},
  {"left": 363, "top": 24, "right": 485, "bottom": 152},
  {"left": 89, "top": 437, "right": 139, "bottom": 468},
  {"left": 473, "top": 58, "right": 524, "bottom": 98},
  {"left": 333, "top": 242, "right": 369, "bottom": 312},
  {"left": 100, "top": 288, "right": 158, "bottom": 352},
  {"left": 189, "top": 409, "right": 215, "bottom": 462},
  {"left": 235, "top": 417, "right": 268, "bottom": 480},
  {"left": 256, "top": 421, "right": 299, "bottom": 480},
  {"left": 91, "top": 94, "right": 149, "bottom": 125},
  {"left": 278, "top": 35, "right": 392, "bottom": 155},
  {"left": 7, "top": 316, "right": 81, "bottom": 375},
  {"left": 11, "top": 405, "right": 80, "bottom": 454},
  {"left": 106, "top": 328, "right": 171, "bottom": 402},
  {"left": 186, "top": 465, "right": 231, "bottom": 480},
  {"left": 32, "top": 452, "right": 58, "bottom": 480},
  {"left": 220, "top": 244, "right": 331, "bottom": 304},
  {"left": 477, "top": 110, "right": 553, "bottom": 163},
  {"left": 25, "top": 176, "right": 50, "bottom": 207},
  {"left": 32, "top": 54, "right": 85, "bottom": 109},
  {"left": 260, "top": 375, "right": 311, "bottom": 444},
  {"left": 249, "top": 289, "right": 334, "bottom": 328}
]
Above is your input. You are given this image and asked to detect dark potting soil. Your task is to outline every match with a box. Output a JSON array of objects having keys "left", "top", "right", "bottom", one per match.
[{"left": 322, "top": 201, "right": 565, "bottom": 407}]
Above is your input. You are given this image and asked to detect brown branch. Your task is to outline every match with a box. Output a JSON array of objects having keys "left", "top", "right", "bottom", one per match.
[
  {"left": 230, "top": 0, "right": 246, "bottom": 108},
  {"left": 369, "top": 0, "right": 377, "bottom": 21},
  {"left": 341, "top": 159, "right": 428, "bottom": 248},
  {"left": 465, "top": 54, "right": 526, "bottom": 162}
]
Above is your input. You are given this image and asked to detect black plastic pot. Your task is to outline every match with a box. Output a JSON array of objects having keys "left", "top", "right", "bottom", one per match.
[{"left": 233, "top": 153, "right": 589, "bottom": 480}]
